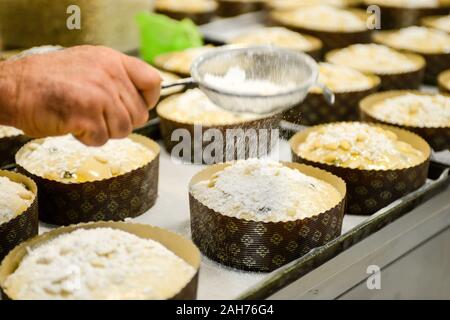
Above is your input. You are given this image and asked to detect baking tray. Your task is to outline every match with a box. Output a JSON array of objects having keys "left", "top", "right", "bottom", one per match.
[{"left": 1, "top": 138, "right": 448, "bottom": 300}]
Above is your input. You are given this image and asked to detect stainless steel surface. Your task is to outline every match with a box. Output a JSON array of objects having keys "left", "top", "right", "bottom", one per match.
[
  {"left": 267, "top": 185, "right": 450, "bottom": 299},
  {"left": 190, "top": 45, "right": 324, "bottom": 114}
]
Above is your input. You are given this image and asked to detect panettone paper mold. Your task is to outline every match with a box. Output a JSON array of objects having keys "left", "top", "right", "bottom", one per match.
[
  {"left": 373, "top": 32, "right": 450, "bottom": 85},
  {"left": 0, "top": 221, "right": 201, "bottom": 300},
  {"left": 269, "top": 9, "right": 372, "bottom": 51},
  {"left": 0, "top": 134, "right": 30, "bottom": 168},
  {"left": 0, "top": 170, "right": 38, "bottom": 262},
  {"left": 360, "top": 90, "right": 450, "bottom": 151},
  {"left": 283, "top": 74, "right": 381, "bottom": 125},
  {"left": 155, "top": 7, "right": 217, "bottom": 25},
  {"left": 189, "top": 162, "right": 347, "bottom": 272},
  {"left": 325, "top": 50, "right": 426, "bottom": 91},
  {"left": 157, "top": 99, "right": 282, "bottom": 164},
  {"left": 15, "top": 134, "right": 160, "bottom": 226},
  {"left": 366, "top": 3, "right": 450, "bottom": 30},
  {"left": 216, "top": 0, "right": 266, "bottom": 17},
  {"left": 290, "top": 122, "right": 431, "bottom": 216}
]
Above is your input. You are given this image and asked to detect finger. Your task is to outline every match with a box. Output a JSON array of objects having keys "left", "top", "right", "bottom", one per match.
[
  {"left": 116, "top": 77, "right": 149, "bottom": 128},
  {"left": 121, "top": 55, "right": 162, "bottom": 108},
  {"left": 74, "top": 118, "right": 109, "bottom": 147},
  {"left": 103, "top": 95, "right": 133, "bottom": 139}
]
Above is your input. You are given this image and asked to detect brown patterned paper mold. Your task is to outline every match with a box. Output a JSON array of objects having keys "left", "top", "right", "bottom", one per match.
[
  {"left": 438, "top": 69, "right": 450, "bottom": 94},
  {"left": 0, "top": 127, "right": 30, "bottom": 168},
  {"left": 266, "top": 0, "right": 364, "bottom": 11},
  {"left": 283, "top": 63, "right": 381, "bottom": 125},
  {"left": 290, "top": 122, "right": 431, "bottom": 216},
  {"left": 363, "top": 0, "right": 450, "bottom": 30},
  {"left": 360, "top": 90, "right": 450, "bottom": 151},
  {"left": 0, "top": 170, "right": 38, "bottom": 261},
  {"left": 373, "top": 27, "right": 450, "bottom": 84},
  {"left": 325, "top": 45, "right": 426, "bottom": 91},
  {"left": 269, "top": 7, "right": 372, "bottom": 51},
  {"left": 15, "top": 134, "right": 160, "bottom": 226},
  {"left": 0, "top": 221, "right": 201, "bottom": 300},
  {"left": 189, "top": 161, "right": 347, "bottom": 272},
  {"left": 154, "top": 0, "right": 218, "bottom": 25},
  {"left": 157, "top": 90, "right": 281, "bottom": 164},
  {"left": 216, "top": 0, "right": 266, "bottom": 17}
]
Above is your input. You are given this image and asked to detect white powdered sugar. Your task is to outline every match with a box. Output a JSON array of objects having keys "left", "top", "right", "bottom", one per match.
[
  {"left": 274, "top": 5, "right": 367, "bottom": 32},
  {"left": 328, "top": 44, "right": 420, "bottom": 74},
  {"left": 157, "top": 88, "right": 262, "bottom": 125},
  {"left": 0, "top": 125, "right": 23, "bottom": 138},
  {"left": 381, "top": 26, "right": 450, "bottom": 53},
  {"left": 311, "top": 63, "right": 376, "bottom": 92},
  {"left": 0, "top": 176, "right": 34, "bottom": 224},
  {"left": 17, "top": 135, "right": 155, "bottom": 183},
  {"left": 4, "top": 228, "right": 196, "bottom": 300},
  {"left": 298, "top": 123, "right": 424, "bottom": 170},
  {"left": 430, "top": 15, "right": 450, "bottom": 33},
  {"left": 371, "top": 93, "right": 450, "bottom": 127},
  {"left": 231, "top": 27, "right": 316, "bottom": 51},
  {"left": 190, "top": 159, "right": 342, "bottom": 222},
  {"left": 204, "top": 66, "right": 296, "bottom": 95}
]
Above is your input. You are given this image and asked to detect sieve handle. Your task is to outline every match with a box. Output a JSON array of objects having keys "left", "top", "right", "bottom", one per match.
[
  {"left": 161, "top": 77, "right": 197, "bottom": 90},
  {"left": 316, "top": 83, "right": 335, "bottom": 105}
]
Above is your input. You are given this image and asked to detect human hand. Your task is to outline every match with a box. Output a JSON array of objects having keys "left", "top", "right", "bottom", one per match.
[{"left": 0, "top": 45, "right": 161, "bottom": 146}]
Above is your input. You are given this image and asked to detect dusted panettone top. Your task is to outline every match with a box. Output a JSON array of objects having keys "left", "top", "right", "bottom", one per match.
[
  {"left": 310, "top": 63, "right": 378, "bottom": 93},
  {"left": 190, "top": 159, "right": 342, "bottom": 222},
  {"left": 154, "top": 45, "right": 215, "bottom": 76},
  {"left": 3, "top": 228, "right": 196, "bottom": 300},
  {"left": 16, "top": 135, "right": 156, "bottom": 183},
  {"left": 157, "top": 88, "right": 263, "bottom": 125},
  {"left": 363, "top": 0, "right": 440, "bottom": 8},
  {"left": 423, "top": 15, "right": 450, "bottom": 33},
  {"left": 271, "top": 5, "right": 367, "bottom": 32},
  {"left": 0, "top": 176, "right": 34, "bottom": 224},
  {"left": 327, "top": 44, "right": 423, "bottom": 74},
  {"left": 230, "top": 27, "right": 321, "bottom": 52},
  {"left": 374, "top": 26, "right": 450, "bottom": 54},
  {"left": 368, "top": 93, "right": 450, "bottom": 127},
  {"left": 297, "top": 123, "right": 424, "bottom": 170},
  {"left": 155, "top": 0, "right": 218, "bottom": 12},
  {"left": 0, "top": 125, "right": 23, "bottom": 138},
  {"left": 269, "top": 0, "right": 362, "bottom": 10}
]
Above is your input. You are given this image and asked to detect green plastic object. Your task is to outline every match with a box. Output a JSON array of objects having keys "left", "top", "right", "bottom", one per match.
[{"left": 136, "top": 12, "right": 203, "bottom": 64}]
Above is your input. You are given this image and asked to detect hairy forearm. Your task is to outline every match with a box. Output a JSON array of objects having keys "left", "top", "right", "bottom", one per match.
[{"left": 0, "top": 60, "right": 21, "bottom": 127}]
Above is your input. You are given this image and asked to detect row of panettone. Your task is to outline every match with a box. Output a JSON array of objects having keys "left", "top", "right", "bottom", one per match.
[{"left": 0, "top": 115, "right": 437, "bottom": 299}]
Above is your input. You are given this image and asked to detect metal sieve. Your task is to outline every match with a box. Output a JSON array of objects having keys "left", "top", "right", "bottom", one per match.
[{"left": 161, "top": 45, "right": 334, "bottom": 115}]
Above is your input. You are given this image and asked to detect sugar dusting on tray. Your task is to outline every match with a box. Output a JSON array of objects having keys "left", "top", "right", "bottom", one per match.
[{"left": 203, "top": 67, "right": 296, "bottom": 96}]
